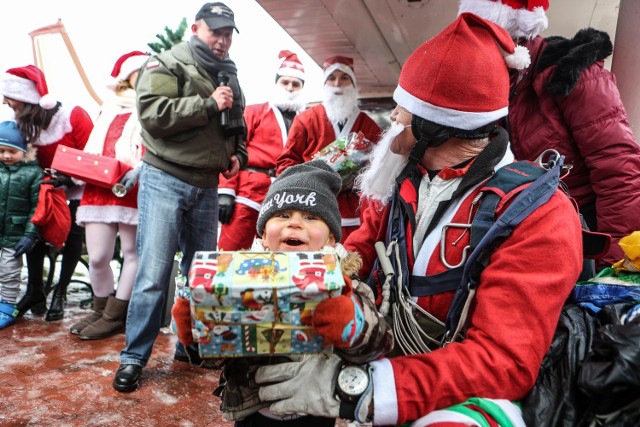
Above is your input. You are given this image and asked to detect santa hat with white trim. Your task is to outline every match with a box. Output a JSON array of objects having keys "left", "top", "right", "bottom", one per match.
[
  {"left": 393, "top": 12, "right": 530, "bottom": 132},
  {"left": 458, "top": 0, "right": 549, "bottom": 40},
  {"left": 276, "top": 50, "right": 305, "bottom": 84},
  {"left": 0, "top": 65, "right": 57, "bottom": 110},
  {"left": 322, "top": 55, "right": 356, "bottom": 86},
  {"left": 107, "top": 51, "right": 149, "bottom": 90}
]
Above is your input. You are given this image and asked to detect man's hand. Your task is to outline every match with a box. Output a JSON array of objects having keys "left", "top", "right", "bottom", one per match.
[
  {"left": 170, "top": 297, "right": 194, "bottom": 346},
  {"left": 218, "top": 194, "right": 236, "bottom": 224},
  {"left": 222, "top": 155, "right": 240, "bottom": 179},
  {"left": 14, "top": 236, "right": 38, "bottom": 258},
  {"left": 256, "top": 353, "right": 342, "bottom": 418},
  {"left": 212, "top": 85, "right": 233, "bottom": 113},
  {"left": 119, "top": 168, "right": 140, "bottom": 190}
]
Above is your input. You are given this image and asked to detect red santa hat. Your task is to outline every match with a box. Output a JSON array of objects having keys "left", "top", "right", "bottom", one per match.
[
  {"left": 107, "top": 51, "right": 149, "bottom": 89},
  {"left": 393, "top": 12, "right": 530, "bottom": 131},
  {"left": 276, "top": 50, "right": 305, "bottom": 83},
  {"left": 322, "top": 55, "right": 356, "bottom": 86},
  {"left": 458, "top": 0, "right": 549, "bottom": 40},
  {"left": 0, "top": 65, "right": 57, "bottom": 109}
]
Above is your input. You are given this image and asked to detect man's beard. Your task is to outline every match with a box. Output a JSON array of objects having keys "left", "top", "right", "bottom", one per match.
[
  {"left": 355, "top": 121, "right": 409, "bottom": 206},
  {"left": 322, "top": 85, "right": 358, "bottom": 124},
  {"left": 271, "top": 85, "right": 306, "bottom": 113}
]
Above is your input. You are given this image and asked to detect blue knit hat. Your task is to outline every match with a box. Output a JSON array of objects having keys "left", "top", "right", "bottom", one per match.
[{"left": 0, "top": 121, "right": 26, "bottom": 152}]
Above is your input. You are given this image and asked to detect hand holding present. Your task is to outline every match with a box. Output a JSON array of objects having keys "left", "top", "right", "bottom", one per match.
[
  {"left": 171, "top": 297, "right": 194, "bottom": 346},
  {"left": 312, "top": 277, "right": 365, "bottom": 348}
]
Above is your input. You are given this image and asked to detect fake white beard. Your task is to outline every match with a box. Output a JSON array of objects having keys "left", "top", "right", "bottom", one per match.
[
  {"left": 355, "top": 121, "right": 409, "bottom": 206},
  {"left": 271, "top": 85, "right": 306, "bottom": 113},
  {"left": 322, "top": 85, "right": 358, "bottom": 124}
]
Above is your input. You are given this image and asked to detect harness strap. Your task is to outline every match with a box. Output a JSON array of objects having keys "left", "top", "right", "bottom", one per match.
[{"left": 410, "top": 267, "right": 463, "bottom": 296}]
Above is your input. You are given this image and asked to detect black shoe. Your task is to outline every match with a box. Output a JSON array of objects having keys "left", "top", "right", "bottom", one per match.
[
  {"left": 45, "top": 284, "right": 67, "bottom": 321},
  {"left": 174, "top": 345, "right": 222, "bottom": 370},
  {"left": 16, "top": 287, "right": 47, "bottom": 317},
  {"left": 112, "top": 364, "right": 142, "bottom": 392}
]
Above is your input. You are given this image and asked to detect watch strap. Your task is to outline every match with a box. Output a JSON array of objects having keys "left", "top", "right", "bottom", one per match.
[{"left": 339, "top": 400, "right": 357, "bottom": 421}]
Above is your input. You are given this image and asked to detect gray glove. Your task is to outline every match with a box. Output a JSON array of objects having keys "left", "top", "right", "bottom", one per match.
[
  {"left": 119, "top": 168, "right": 140, "bottom": 190},
  {"left": 14, "top": 236, "right": 38, "bottom": 258},
  {"left": 218, "top": 194, "right": 235, "bottom": 224},
  {"left": 256, "top": 353, "right": 342, "bottom": 418}
]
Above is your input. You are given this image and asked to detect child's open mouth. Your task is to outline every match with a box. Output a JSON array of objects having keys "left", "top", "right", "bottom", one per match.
[{"left": 283, "top": 238, "right": 304, "bottom": 246}]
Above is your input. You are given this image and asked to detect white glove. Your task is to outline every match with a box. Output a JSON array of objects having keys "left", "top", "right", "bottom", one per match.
[{"left": 256, "top": 353, "right": 342, "bottom": 418}]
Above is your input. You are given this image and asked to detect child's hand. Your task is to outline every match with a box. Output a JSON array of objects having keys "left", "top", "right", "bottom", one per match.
[
  {"left": 13, "top": 235, "right": 38, "bottom": 258},
  {"left": 312, "top": 277, "right": 365, "bottom": 348},
  {"left": 171, "top": 297, "right": 194, "bottom": 346}
]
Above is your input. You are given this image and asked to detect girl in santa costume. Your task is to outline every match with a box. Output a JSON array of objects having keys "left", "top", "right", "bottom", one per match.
[
  {"left": 71, "top": 51, "right": 147, "bottom": 340},
  {"left": 0, "top": 65, "right": 93, "bottom": 320}
]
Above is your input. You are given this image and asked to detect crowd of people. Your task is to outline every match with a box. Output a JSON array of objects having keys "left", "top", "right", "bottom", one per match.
[{"left": 1, "top": 0, "right": 639, "bottom": 426}]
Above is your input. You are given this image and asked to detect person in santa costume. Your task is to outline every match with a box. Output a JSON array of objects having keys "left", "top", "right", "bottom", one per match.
[
  {"left": 458, "top": 0, "right": 640, "bottom": 270},
  {"left": 217, "top": 50, "right": 307, "bottom": 251},
  {"left": 275, "top": 55, "right": 381, "bottom": 243},
  {"left": 70, "top": 51, "right": 148, "bottom": 340},
  {"left": 255, "top": 13, "right": 583, "bottom": 426},
  {"left": 0, "top": 65, "right": 93, "bottom": 321}
]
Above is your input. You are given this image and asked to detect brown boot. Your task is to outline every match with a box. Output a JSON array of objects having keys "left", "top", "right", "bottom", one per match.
[
  {"left": 78, "top": 296, "right": 128, "bottom": 340},
  {"left": 70, "top": 296, "right": 109, "bottom": 335}
]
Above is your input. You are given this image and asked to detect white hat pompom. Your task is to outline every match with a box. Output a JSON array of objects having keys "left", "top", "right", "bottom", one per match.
[
  {"left": 39, "top": 93, "right": 57, "bottom": 110},
  {"left": 504, "top": 44, "right": 531, "bottom": 70}
]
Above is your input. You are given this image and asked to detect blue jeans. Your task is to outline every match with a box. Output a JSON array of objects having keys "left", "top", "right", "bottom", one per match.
[{"left": 120, "top": 163, "right": 218, "bottom": 367}]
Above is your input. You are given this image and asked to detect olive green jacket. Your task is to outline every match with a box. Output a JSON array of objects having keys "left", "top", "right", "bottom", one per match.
[{"left": 136, "top": 42, "right": 248, "bottom": 188}]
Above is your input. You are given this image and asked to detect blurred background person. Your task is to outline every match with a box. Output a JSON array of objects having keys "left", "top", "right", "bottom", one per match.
[
  {"left": 218, "top": 49, "right": 306, "bottom": 250},
  {"left": 71, "top": 51, "right": 148, "bottom": 340},
  {"left": 0, "top": 65, "right": 93, "bottom": 320}
]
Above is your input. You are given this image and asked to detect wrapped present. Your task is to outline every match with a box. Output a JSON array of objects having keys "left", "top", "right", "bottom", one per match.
[
  {"left": 188, "top": 250, "right": 344, "bottom": 357},
  {"left": 50, "top": 145, "right": 132, "bottom": 189},
  {"left": 312, "top": 131, "right": 373, "bottom": 191}
]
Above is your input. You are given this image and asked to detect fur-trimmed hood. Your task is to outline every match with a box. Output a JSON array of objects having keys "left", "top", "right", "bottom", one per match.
[{"left": 537, "top": 27, "right": 613, "bottom": 96}]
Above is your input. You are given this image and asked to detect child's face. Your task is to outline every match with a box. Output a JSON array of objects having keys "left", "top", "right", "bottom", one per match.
[
  {"left": 0, "top": 144, "right": 25, "bottom": 165},
  {"left": 262, "top": 209, "right": 336, "bottom": 252}
]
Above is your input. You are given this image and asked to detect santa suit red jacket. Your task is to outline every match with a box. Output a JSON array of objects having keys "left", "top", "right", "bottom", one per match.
[
  {"left": 276, "top": 103, "right": 381, "bottom": 242},
  {"left": 345, "top": 137, "right": 582, "bottom": 425},
  {"left": 508, "top": 30, "right": 640, "bottom": 267},
  {"left": 218, "top": 102, "right": 295, "bottom": 250},
  {"left": 34, "top": 105, "right": 94, "bottom": 201}
]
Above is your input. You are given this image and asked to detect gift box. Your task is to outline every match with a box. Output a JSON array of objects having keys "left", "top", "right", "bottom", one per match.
[
  {"left": 312, "top": 131, "right": 373, "bottom": 191},
  {"left": 188, "top": 250, "right": 344, "bottom": 357},
  {"left": 50, "top": 145, "right": 132, "bottom": 189}
]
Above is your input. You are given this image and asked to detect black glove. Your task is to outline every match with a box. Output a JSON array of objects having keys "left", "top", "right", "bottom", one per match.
[
  {"left": 119, "top": 168, "right": 140, "bottom": 190},
  {"left": 14, "top": 236, "right": 38, "bottom": 258},
  {"left": 218, "top": 194, "right": 236, "bottom": 224},
  {"left": 47, "top": 173, "right": 75, "bottom": 188}
]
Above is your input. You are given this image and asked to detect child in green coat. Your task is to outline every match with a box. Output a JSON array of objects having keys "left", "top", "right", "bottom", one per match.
[{"left": 0, "top": 121, "right": 42, "bottom": 328}]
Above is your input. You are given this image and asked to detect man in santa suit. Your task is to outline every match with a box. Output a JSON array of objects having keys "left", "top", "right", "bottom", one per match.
[
  {"left": 276, "top": 56, "right": 381, "bottom": 243},
  {"left": 217, "top": 50, "right": 306, "bottom": 250}
]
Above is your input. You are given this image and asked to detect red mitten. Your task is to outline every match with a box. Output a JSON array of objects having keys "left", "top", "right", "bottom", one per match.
[
  {"left": 171, "top": 297, "right": 194, "bottom": 346},
  {"left": 312, "top": 277, "right": 365, "bottom": 348}
]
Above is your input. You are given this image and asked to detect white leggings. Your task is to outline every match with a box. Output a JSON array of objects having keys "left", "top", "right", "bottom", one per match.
[{"left": 84, "top": 222, "right": 137, "bottom": 300}]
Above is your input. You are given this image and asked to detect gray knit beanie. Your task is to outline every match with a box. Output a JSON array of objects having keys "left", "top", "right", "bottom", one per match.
[{"left": 257, "top": 159, "right": 342, "bottom": 241}]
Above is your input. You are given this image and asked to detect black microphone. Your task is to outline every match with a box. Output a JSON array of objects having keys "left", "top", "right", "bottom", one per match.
[{"left": 217, "top": 71, "right": 230, "bottom": 127}]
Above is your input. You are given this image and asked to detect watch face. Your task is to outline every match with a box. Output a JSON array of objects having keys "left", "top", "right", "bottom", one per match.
[{"left": 337, "top": 365, "right": 369, "bottom": 397}]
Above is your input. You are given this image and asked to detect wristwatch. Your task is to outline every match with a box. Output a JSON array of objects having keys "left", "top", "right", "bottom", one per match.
[{"left": 336, "top": 364, "right": 370, "bottom": 420}]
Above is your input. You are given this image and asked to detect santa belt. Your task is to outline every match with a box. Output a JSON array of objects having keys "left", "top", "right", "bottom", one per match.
[{"left": 246, "top": 167, "right": 276, "bottom": 177}]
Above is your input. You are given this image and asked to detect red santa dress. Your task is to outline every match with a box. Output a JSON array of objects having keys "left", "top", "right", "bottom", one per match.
[{"left": 76, "top": 90, "right": 142, "bottom": 226}]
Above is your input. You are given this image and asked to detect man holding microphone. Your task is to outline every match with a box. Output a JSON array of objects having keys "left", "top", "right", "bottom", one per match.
[{"left": 113, "top": 2, "right": 247, "bottom": 392}]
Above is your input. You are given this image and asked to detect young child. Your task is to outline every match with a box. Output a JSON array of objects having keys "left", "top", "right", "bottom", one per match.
[
  {"left": 172, "top": 160, "right": 392, "bottom": 426},
  {"left": 0, "top": 121, "right": 43, "bottom": 328}
]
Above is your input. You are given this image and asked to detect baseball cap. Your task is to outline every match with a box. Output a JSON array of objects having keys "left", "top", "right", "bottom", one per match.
[{"left": 196, "top": 2, "right": 239, "bottom": 33}]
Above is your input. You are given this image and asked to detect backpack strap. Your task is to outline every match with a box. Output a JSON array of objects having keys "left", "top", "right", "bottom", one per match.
[{"left": 443, "top": 160, "right": 562, "bottom": 343}]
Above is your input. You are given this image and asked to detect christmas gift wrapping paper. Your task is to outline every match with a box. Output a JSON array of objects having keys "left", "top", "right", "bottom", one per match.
[
  {"left": 188, "top": 250, "right": 344, "bottom": 357},
  {"left": 312, "top": 131, "right": 373, "bottom": 191}
]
